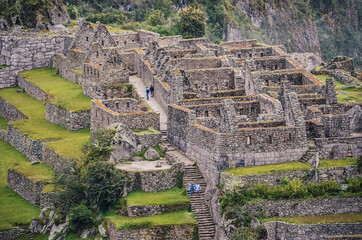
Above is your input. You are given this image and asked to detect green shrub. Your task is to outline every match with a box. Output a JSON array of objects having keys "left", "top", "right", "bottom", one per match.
[
  {"left": 254, "top": 183, "right": 270, "bottom": 199},
  {"left": 283, "top": 178, "right": 308, "bottom": 199},
  {"left": 148, "top": 10, "right": 164, "bottom": 26},
  {"left": 68, "top": 203, "right": 95, "bottom": 233},
  {"left": 86, "top": 12, "right": 123, "bottom": 24},
  {"left": 348, "top": 178, "right": 362, "bottom": 193},
  {"left": 180, "top": 7, "right": 206, "bottom": 39},
  {"left": 83, "top": 161, "right": 125, "bottom": 211},
  {"left": 67, "top": 5, "right": 78, "bottom": 20},
  {"left": 358, "top": 155, "right": 362, "bottom": 172},
  {"left": 232, "top": 226, "right": 258, "bottom": 240}
]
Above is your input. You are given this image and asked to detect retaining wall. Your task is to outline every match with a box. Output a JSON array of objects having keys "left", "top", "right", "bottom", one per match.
[
  {"left": 0, "top": 97, "right": 27, "bottom": 121},
  {"left": 17, "top": 75, "right": 49, "bottom": 101},
  {"left": 126, "top": 202, "right": 190, "bottom": 218}
]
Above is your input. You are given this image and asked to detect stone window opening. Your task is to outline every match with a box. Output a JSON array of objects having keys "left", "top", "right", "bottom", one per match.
[
  {"left": 126, "top": 102, "right": 130, "bottom": 108},
  {"left": 269, "top": 135, "right": 273, "bottom": 144},
  {"left": 288, "top": 133, "right": 292, "bottom": 141},
  {"left": 217, "top": 109, "right": 220, "bottom": 116},
  {"left": 101, "top": 40, "right": 104, "bottom": 46},
  {"left": 214, "top": 83, "right": 218, "bottom": 90},
  {"left": 247, "top": 136, "right": 252, "bottom": 145},
  {"left": 194, "top": 84, "right": 198, "bottom": 91},
  {"left": 205, "top": 111, "right": 209, "bottom": 117},
  {"left": 86, "top": 37, "right": 89, "bottom": 41},
  {"left": 261, "top": 53, "right": 264, "bottom": 57},
  {"left": 124, "top": 40, "right": 127, "bottom": 45},
  {"left": 238, "top": 54, "right": 241, "bottom": 58},
  {"left": 116, "top": 102, "right": 119, "bottom": 108},
  {"left": 275, "top": 64, "right": 278, "bottom": 70},
  {"left": 240, "top": 109, "right": 243, "bottom": 115},
  {"left": 204, "top": 84, "right": 208, "bottom": 91},
  {"left": 249, "top": 53, "right": 252, "bottom": 58},
  {"left": 116, "top": 41, "right": 119, "bottom": 45},
  {"left": 96, "top": 51, "right": 99, "bottom": 57},
  {"left": 97, "top": 70, "right": 99, "bottom": 78},
  {"left": 251, "top": 107, "right": 255, "bottom": 114}
]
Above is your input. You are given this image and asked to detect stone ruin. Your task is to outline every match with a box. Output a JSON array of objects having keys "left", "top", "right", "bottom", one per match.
[{"left": 0, "top": 20, "right": 361, "bottom": 240}]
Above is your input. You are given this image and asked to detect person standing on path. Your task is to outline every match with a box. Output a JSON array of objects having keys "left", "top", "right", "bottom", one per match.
[
  {"left": 189, "top": 182, "right": 195, "bottom": 196},
  {"left": 150, "top": 85, "right": 154, "bottom": 97},
  {"left": 195, "top": 182, "right": 201, "bottom": 196},
  {"left": 146, "top": 87, "right": 150, "bottom": 100}
]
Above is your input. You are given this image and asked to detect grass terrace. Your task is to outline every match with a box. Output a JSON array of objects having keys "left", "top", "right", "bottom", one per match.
[
  {"left": 19, "top": 68, "right": 91, "bottom": 112},
  {"left": 125, "top": 187, "right": 189, "bottom": 206},
  {"left": 261, "top": 213, "right": 362, "bottom": 225},
  {"left": 0, "top": 115, "right": 8, "bottom": 129},
  {"left": 0, "top": 87, "right": 90, "bottom": 159},
  {"left": 318, "top": 158, "right": 357, "bottom": 169},
  {"left": 315, "top": 74, "right": 362, "bottom": 103},
  {"left": 0, "top": 140, "right": 42, "bottom": 231},
  {"left": 105, "top": 210, "right": 196, "bottom": 230},
  {"left": 222, "top": 161, "right": 312, "bottom": 177}
]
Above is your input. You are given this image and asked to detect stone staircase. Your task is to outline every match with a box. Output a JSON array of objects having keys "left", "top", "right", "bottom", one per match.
[
  {"left": 183, "top": 165, "right": 216, "bottom": 240},
  {"left": 161, "top": 130, "right": 216, "bottom": 240}
]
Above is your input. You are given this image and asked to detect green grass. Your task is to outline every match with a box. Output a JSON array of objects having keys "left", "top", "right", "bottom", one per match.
[
  {"left": 222, "top": 161, "right": 312, "bottom": 177},
  {"left": 314, "top": 74, "right": 362, "bottom": 103},
  {"left": 318, "top": 158, "right": 357, "bottom": 169},
  {"left": 0, "top": 140, "right": 41, "bottom": 231},
  {"left": 125, "top": 187, "right": 189, "bottom": 206},
  {"left": 315, "top": 65, "right": 323, "bottom": 71},
  {"left": 0, "top": 115, "right": 8, "bottom": 129},
  {"left": 10, "top": 161, "right": 53, "bottom": 183},
  {"left": 15, "top": 234, "right": 49, "bottom": 240},
  {"left": 0, "top": 87, "right": 90, "bottom": 159},
  {"left": 0, "top": 65, "right": 10, "bottom": 69},
  {"left": 261, "top": 213, "right": 362, "bottom": 225},
  {"left": 19, "top": 68, "right": 91, "bottom": 112},
  {"left": 133, "top": 127, "right": 160, "bottom": 136},
  {"left": 105, "top": 210, "right": 196, "bottom": 230}
]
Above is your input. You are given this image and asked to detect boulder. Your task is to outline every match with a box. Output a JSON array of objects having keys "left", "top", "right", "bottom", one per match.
[
  {"left": 80, "top": 228, "right": 98, "bottom": 239},
  {"left": 250, "top": 218, "right": 261, "bottom": 231},
  {"left": 109, "top": 123, "right": 138, "bottom": 162},
  {"left": 144, "top": 148, "right": 160, "bottom": 160},
  {"left": 30, "top": 217, "right": 43, "bottom": 233},
  {"left": 290, "top": 52, "right": 323, "bottom": 72},
  {"left": 48, "top": 221, "right": 68, "bottom": 240},
  {"left": 48, "top": 0, "right": 71, "bottom": 25},
  {"left": 98, "top": 224, "right": 108, "bottom": 238}
]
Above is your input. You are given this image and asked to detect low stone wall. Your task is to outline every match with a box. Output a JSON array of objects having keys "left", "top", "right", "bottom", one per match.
[
  {"left": 18, "top": 75, "right": 49, "bottom": 101},
  {"left": 315, "top": 136, "right": 362, "bottom": 159},
  {"left": 318, "top": 165, "right": 361, "bottom": 182},
  {"left": 264, "top": 221, "right": 362, "bottom": 240},
  {"left": 0, "top": 67, "right": 19, "bottom": 89},
  {"left": 0, "top": 229, "right": 29, "bottom": 240},
  {"left": 107, "top": 222, "right": 195, "bottom": 240},
  {"left": 219, "top": 170, "right": 310, "bottom": 186},
  {"left": 41, "top": 144, "right": 73, "bottom": 171},
  {"left": 40, "top": 191, "right": 55, "bottom": 210},
  {"left": 7, "top": 169, "right": 47, "bottom": 206},
  {"left": 6, "top": 124, "right": 44, "bottom": 162},
  {"left": 126, "top": 202, "right": 190, "bottom": 218},
  {"left": 136, "top": 132, "right": 161, "bottom": 150},
  {"left": 121, "top": 164, "right": 183, "bottom": 196},
  {"left": 45, "top": 102, "right": 90, "bottom": 131},
  {"left": 0, "top": 97, "right": 27, "bottom": 121},
  {"left": 246, "top": 196, "right": 361, "bottom": 218}
]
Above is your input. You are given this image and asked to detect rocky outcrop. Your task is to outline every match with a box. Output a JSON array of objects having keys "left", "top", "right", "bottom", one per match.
[
  {"left": 47, "top": 0, "right": 71, "bottom": 26},
  {"left": 290, "top": 52, "right": 323, "bottom": 71}
]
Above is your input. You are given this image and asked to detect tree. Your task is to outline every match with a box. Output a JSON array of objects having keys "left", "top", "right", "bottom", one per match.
[
  {"left": 180, "top": 7, "right": 205, "bottom": 39},
  {"left": 83, "top": 161, "right": 125, "bottom": 211},
  {"left": 68, "top": 203, "right": 95, "bottom": 233}
]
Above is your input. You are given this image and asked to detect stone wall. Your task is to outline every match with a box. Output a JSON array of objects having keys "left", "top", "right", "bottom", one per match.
[
  {"left": 0, "top": 35, "right": 69, "bottom": 89},
  {"left": 318, "top": 165, "right": 361, "bottom": 182},
  {"left": 0, "top": 229, "right": 29, "bottom": 240},
  {"left": 246, "top": 196, "right": 361, "bottom": 218},
  {"left": 6, "top": 124, "right": 44, "bottom": 162},
  {"left": 7, "top": 168, "right": 47, "bottom": 206},
  {"left": 136, "top": 132, "right": 162, "bottom": 150},
  {"left": 121, "top": 164, "right": 182, "bottom": 196},
  {"left": 107, "top": 222, "right": 195, "bottom": 240},
  {"left": 40, "top": 192, "right": 55, "bottom": 210},
  {"left": 126, "top": 202, "right": 190, "bottom": 218},
  {"left": 0, "top": 97, "right": 27, "bottom": 121},
  {"left": 264, "top": 221, "right": 362, "bottom": 240},
  {"left": 41, "top": 144, "right": 73, "bottom": 171},
  {"left": 18, "top": 75, "right": 49, "bottom": 101},
  {"left": 45, "top": 103, "right": 90, "bottom": 131},
  {"left": 315, "top": 136, "right": 362, "bottom": 159},
  {"left": 91, "top": 100, "right": 160, "bottom": 133},
  {"left": 171, "top": 58, "right": 221, "bottom": 70}
]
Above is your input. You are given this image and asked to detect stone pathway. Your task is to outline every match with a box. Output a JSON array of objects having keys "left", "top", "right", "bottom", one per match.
[{"left": 129, "top": 75, "right": 167, "bottom": 131}]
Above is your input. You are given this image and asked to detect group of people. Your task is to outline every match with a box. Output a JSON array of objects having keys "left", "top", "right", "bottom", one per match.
[
  {"left": 188, "top": 182, "right": 201, "bottom": 196},
  {"left": 146, "top": 85, "right": 154, "bottom": 100}
]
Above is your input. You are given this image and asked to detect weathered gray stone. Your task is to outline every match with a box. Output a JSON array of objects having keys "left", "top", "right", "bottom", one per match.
[
  {"left": 80, "top": 228, "right": 98, "bottom": 239},
  {"left": 144, "top": 147, "right": 160, "bottom": 160}
]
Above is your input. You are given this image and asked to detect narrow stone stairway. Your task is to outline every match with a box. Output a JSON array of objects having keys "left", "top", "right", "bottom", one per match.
[
  {"left": 160, "top": 130, "right": 216, "bottom": 240},
  {"left": 183, "top": 165, "right": 216, "bottom": 240}
]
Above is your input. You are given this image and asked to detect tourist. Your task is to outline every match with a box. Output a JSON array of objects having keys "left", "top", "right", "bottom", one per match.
[
  {"left": 126, "top": 5, "right": 131, "bottom": 12},
  {"left": 189, "top": 182, "right": 195, "bottom": 196},
  {"left": 146, "top": 87, "right": 150, "bottom": 100},
  {"left": 150, "top": 85, "right": 154, "bottom": 97},
  {"left": 195, "top": 182, "right": 201, "bottom": 196}
]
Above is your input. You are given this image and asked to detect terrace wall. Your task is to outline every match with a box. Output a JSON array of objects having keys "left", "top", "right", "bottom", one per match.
[
  {"left": 18, "top": 75, "right": 49, "bottom": 101},
  {"left": 7, "top": 169, "right": 47, "bottom": 206},
  {"left": 315, "top": 136, "right": 362, "bottom": 159},
  {"left": 0, "top": 97, "right": 27, "bottom": 121},
  {"left": 126, "top": 202, "right": 190, "bottom": 218},
  {"left": 246, "top": 196, "right": 362, "bottom": 218},
  {"left": 264, "top": 221, "right": 362, "bottom": 240}
]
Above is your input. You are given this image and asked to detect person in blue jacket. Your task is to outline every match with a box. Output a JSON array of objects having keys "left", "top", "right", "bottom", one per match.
[
  {"left": 195, "top": 182, "right": 201, "bottom": 196},
  {"left": 146, "top": 87, "right": 150, "bottom": 100},
  {"left": 189, "top": 182, "right": 195, "bottom": 196}
]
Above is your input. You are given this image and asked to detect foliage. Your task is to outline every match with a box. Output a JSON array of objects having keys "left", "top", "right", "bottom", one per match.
[
  {"left": 68, "top": 203, "right": 95, "bottom": 233},
  {"left": 0, "top": 115, "right": 8, "bottom": 130},
  {"left": 232, "top": 227, "right": 258, "bottom": 240},
  {"left": 348, "top": 178, "right": 362, "bottom": 193},
  {"left": 53, "top": 166, "right": 85, "bottom": 215},
  {"left": 82, "top": 129, "right": 115, "bottom": 165},
  {"left": 67, "top": 4, "right": 79, "bottom": 20},
  {"left": 180, "top": 7, "right": 205, "bottom": 39},
  {"left": 358, "top": 155, "right": 362, "bottom": 172},
  {"left": 86, "top": 12, "right": 123, "bottom": 24},
  {"left": 83, "top": 161, "right": 125, "bottom": 211},
  {"left": 147, "top": 10, "right": 165, "bottom": 26}
]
